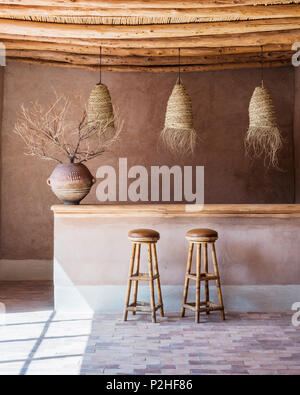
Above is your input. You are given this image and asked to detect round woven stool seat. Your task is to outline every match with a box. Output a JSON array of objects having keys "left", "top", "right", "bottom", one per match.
[
  {"left": 186, "top": 228, "right": 218, "bottom": 242},
  {"left": 125, "top": 228, "right": 163, "bottom": 323},
  {"left": 128, "top": 228, "right": 160, "bottom": 242},
  {"left": 181, "top": 227, "right": 225, "bottom": 323}
]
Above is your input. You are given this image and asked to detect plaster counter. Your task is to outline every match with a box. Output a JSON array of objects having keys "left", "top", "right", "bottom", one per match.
[{"left": 51, "top": 204, "right": 300, "bottom": 313}]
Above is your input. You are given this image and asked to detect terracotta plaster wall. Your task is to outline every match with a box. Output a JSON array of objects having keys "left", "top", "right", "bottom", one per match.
[
  {"left": 294, "top": 66, "right": 300, "bottom": 202},
  {"left": 0, "top": 61, "right": 296, "bottom": 260},
  {"left": 54, "top": 216, "right": 300, "bottom": 286},
  {"left": 0, "top": 66, "right": 3, "bottom": 257}
]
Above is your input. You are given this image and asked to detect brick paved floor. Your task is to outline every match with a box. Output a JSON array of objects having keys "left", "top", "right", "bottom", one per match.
[{"left": 0, "top": 282, "right": 299, "bottom": 375}]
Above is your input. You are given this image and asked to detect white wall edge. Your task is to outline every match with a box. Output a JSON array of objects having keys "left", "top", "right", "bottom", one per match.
[
  {"left": 1, "top": 260, "right": 298, "bottom": 313},
  {"left": 55, "top": 284, "right": 300, "bottom": 313}
]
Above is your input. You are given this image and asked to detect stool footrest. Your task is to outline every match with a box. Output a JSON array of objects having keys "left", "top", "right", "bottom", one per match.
[
  {"left": 186, "top": 273, "right": 219, "bottom": 281},
  {"left": 130, "top": 273, "right": 159, "bottom": 281},
  {"left": 183, "top": 301, "right": 223, "bottom": 313},
  {"left": 126, "top": 301, "right": 162, "bottom": 313}
]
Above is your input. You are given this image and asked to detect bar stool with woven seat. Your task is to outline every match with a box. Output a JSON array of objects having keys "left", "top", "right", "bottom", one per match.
[
  {"left": 123, "top": 228, "right": 164, "bottom": 323},
  {"left": 181, "top": 228, "right": 225, "bottom": 323}
]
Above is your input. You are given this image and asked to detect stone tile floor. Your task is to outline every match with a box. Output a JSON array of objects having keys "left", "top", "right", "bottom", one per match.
[{"left": 0, "top": 281, "right": 299, "bottom": 375}]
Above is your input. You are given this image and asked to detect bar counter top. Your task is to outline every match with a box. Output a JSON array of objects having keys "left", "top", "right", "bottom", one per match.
[{"left": 51, "top": 203, "right": 300, "bottom": 218}]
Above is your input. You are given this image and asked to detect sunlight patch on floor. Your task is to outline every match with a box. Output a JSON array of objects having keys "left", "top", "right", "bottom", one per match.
[{"left": 0, "top": 310, "right": 94, "bottom": 375}]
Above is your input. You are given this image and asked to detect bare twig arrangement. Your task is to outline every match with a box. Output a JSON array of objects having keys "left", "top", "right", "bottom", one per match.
[{"left": 14, "top": 94, "right": 121, "bottom": 164}]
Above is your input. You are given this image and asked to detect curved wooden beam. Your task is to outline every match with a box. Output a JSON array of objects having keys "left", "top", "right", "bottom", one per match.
[
  {"left": 0, "top": 4, "right": 300, "bottom": 21},
  {"left": 2, "top": 1, "right": 300, "bottom": 9},
  {"left": 1, "top": 18, "right": 300, "bottom": 40},
  {"left": 8, "top": 57, "right": 290, "bottom": 72},
  {"left": 1, "top": 29, "right": 299, "bottom": 48},
  {"left": 2, "top": 39, "right": 291, "bottom": 57},
  {"left": 5, "top": 49, "right": 292, "bottom": 66}
]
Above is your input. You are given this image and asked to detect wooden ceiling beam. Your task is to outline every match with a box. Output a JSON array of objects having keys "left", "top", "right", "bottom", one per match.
[
  {"left": 7, "top": 57, "right": 290, "bottom": 72},
  {"left": 2, "top": 39, "right": 291, "bottom": 57},
  {"left": 2, "top": 1, "right": 300, "bottom": 9},
  {"left": 1, "top": 30, "right": 299, "bottom": 48},
  {"left": 1, "top": 18, "right": 300, "bottom": 40},
  {"left": 1, "top": 4, "right": 300, "bottom": 20},
  {"left": 0, "top": 1, "right": 296, "bottom": 71},
  {"left": 6, "top": 49, "right": 293, "bottom": 66}
]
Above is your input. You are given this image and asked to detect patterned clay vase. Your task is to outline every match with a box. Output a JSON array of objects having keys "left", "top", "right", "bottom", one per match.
[{"left": 47, "top": 163, "right": 96, "bottom": 205}]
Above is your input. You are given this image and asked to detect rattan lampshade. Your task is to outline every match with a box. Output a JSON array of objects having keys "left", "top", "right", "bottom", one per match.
[
  {"left": 87, "top": 82, "right": 114, "bottom": 129},
  {"left": 161, "top": 80, "right": 196, "bottom": 156},
  {"left": 245, "top": 46, "right": 282, "bottom": 168},
  {"left": 245, "top": 83, "right": 282, "bottom": 167},
  {"left": 160, "top": 49, "right": 197, "bottom": 156},
  {"left": 87, "top": 46, "right": 115, "bottom": 134}
]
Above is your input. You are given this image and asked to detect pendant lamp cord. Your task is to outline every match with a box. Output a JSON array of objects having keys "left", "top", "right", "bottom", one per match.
[
  {"left": 260, "top": 45, "right": 264, "bottom": 88},
  {"left": 178, "top": 48, "right": 181, "bottom": 84},
  {"left": 99, "top": 46, "right": 102, "bottom": 84}
]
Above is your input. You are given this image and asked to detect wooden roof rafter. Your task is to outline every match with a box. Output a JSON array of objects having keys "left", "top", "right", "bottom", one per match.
[
  {"left": 0, "top": 0, "right": 299, "bottom": 72},
  {"left": 1, "top": 4, "right": 300, "bottom": 24}
]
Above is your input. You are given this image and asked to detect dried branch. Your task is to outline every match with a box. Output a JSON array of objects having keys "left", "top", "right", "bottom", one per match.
[{"left": 14, "top": 94, "right": 122, "bottom": 165}]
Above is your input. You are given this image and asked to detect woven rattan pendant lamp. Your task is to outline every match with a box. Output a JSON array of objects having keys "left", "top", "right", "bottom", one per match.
[
  {"left": 245, "top": 46, "right": 282, "bottom": 167},
  {"left": 160, "top": 48, "right": 197, "bottom": 156},
  {"left": 87, "top": 47, "right": 115, "bottom": 133}
]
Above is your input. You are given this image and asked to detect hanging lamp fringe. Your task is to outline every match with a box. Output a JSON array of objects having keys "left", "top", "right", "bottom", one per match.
[
  {"left": 160, "top": 48, "right": 197, "bottom": 156},
  {"left": 245, "top": 47, "right": 282, "bottom": 168},
  {"left": 161, "top": 80, "right": 197, "bottom": 156},
  {"left": 245, "top": 83, "right": 282, "bottom": 168}
]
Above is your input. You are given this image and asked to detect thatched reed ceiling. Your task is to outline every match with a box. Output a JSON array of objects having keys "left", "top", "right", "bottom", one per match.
[{"left": 0, "top": 0, "right": 299, "bottom": 72}]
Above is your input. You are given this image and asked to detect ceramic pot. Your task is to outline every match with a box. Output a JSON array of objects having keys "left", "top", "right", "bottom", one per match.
[{"left": 47, "top": 163, "right": 96, "bottom": 205}]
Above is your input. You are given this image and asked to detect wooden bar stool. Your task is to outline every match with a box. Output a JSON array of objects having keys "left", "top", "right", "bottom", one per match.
[
  {"left": 181, "top": 228, "right": 225, "bottom": 323},
  {"left": 123, "top": 229, "right": 164, "bottom": 323}
]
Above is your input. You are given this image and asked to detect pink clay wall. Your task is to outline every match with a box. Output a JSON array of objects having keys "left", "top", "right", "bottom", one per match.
[
  {"left": 54, "top": 216, "right": 300, "bottom": 286},
  {"left": 294, "top": 66, "right": 300, "bottom": 202},
  {"left": 0, "top": 61, "right": 296, "bottom": 260}
]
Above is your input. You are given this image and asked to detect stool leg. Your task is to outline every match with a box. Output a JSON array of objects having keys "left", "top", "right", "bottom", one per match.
[
  {"left": 203, "top": 243, "right": 210, "bottom": 315},
  {"left": 195, "top": 243, "right": 202, "bottom": 323},
  {"left": 211, "top": 243, "right": 225, "bottom": 321},
  {"left": 152, "top": 243, "right": 164, "bottom": 317},
  {"left": 147, "top": 243, "right": 157, "bottom": 323},
  {"left": 123, "top": 243, "right": 137, "bottom": 321},
  {"left": 132, "top": 243, "right": 141, "bottom": 315},
  {"left": 181, "top": 242, "right": 194, "bottom": 317}
]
